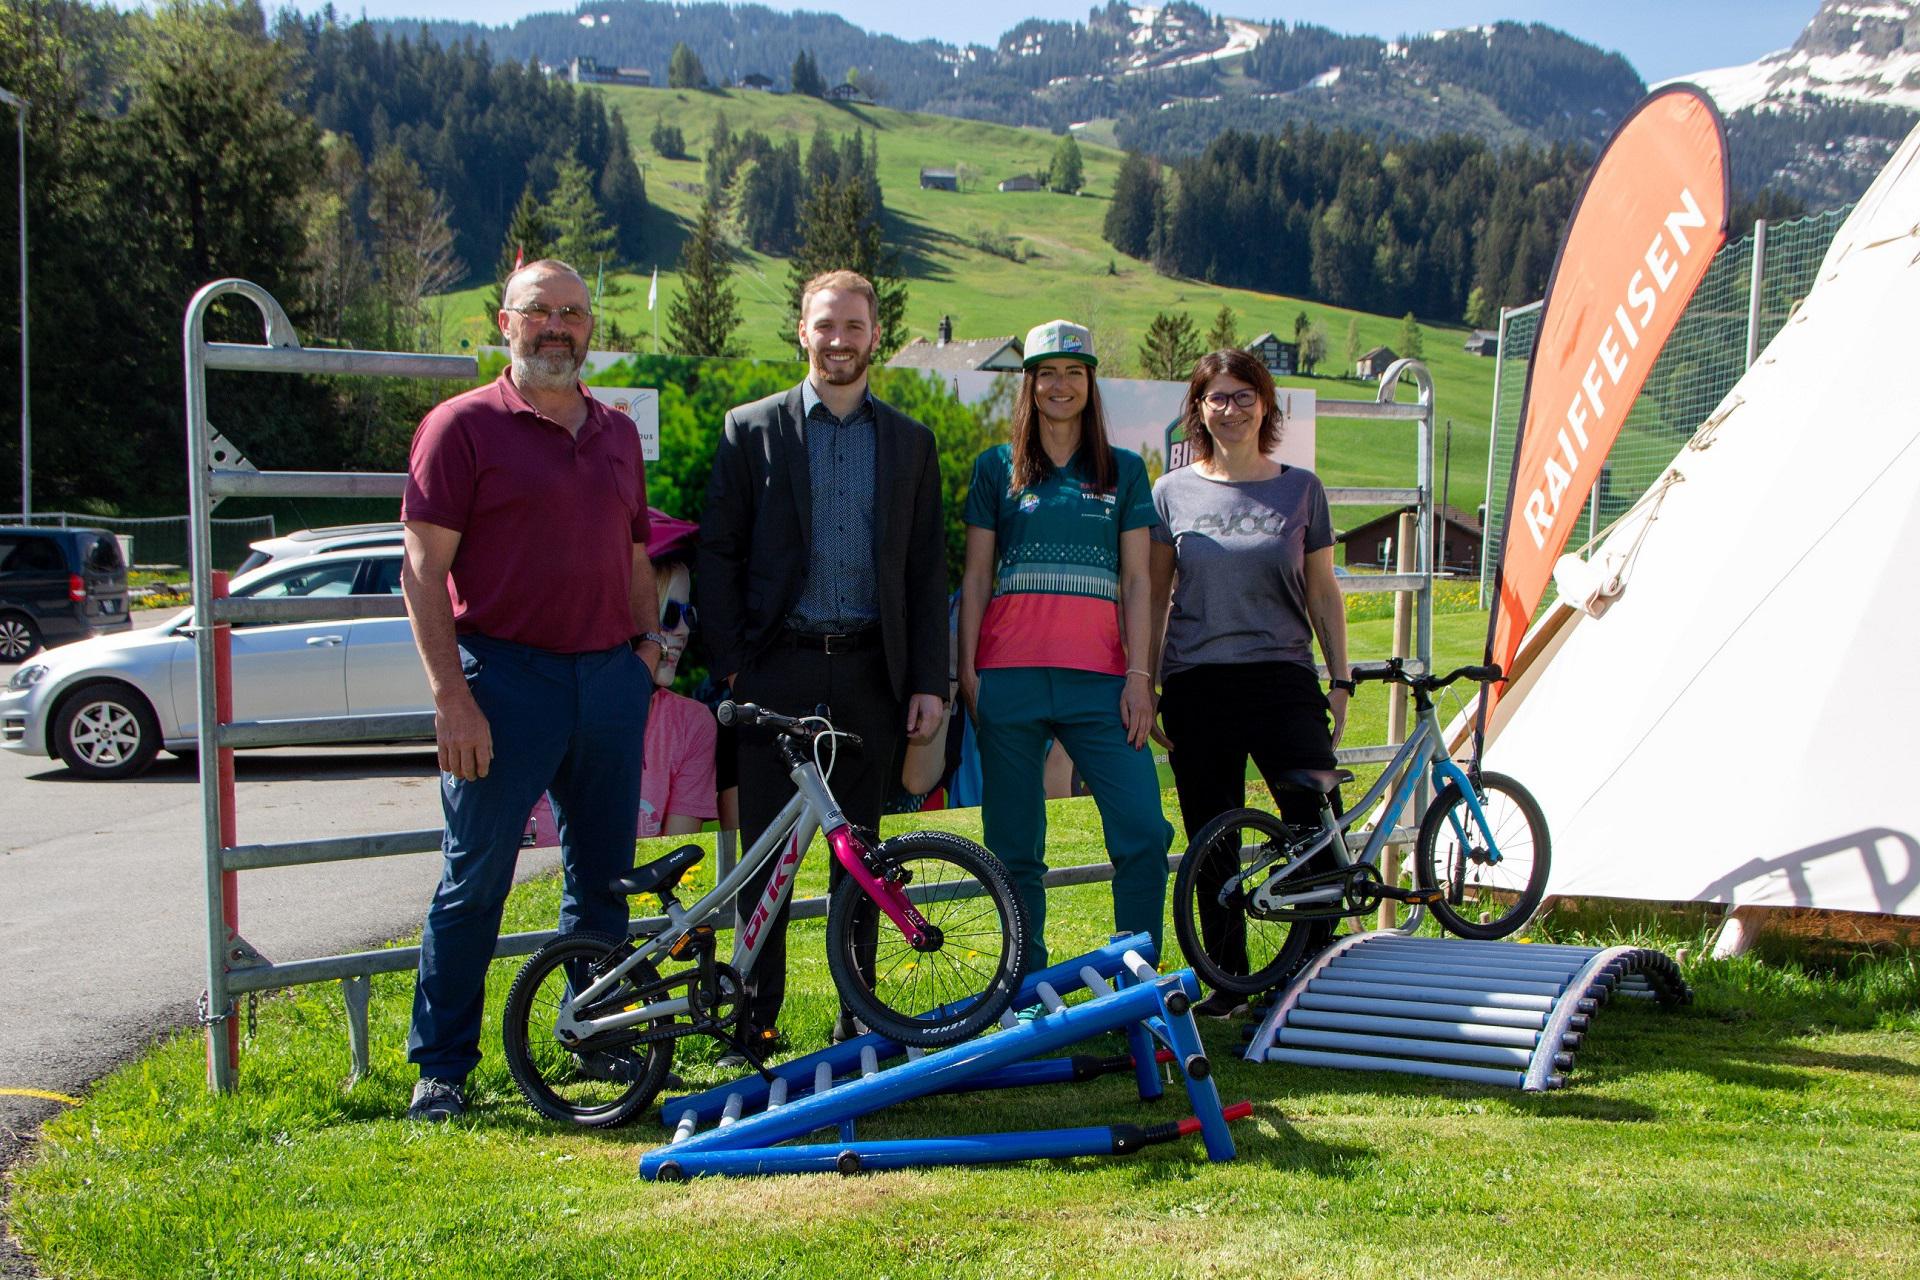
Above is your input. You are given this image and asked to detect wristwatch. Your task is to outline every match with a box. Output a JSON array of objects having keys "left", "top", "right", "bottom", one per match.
[
  {"left": 636, "top": 631, "right": 670, "bottom": 652},
  {"left": 1328, "top": 676, "right": 1357, "bottom": 695}
]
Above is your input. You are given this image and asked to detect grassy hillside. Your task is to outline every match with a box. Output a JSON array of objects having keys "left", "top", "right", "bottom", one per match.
[{"left": 436, "top": 86, "right": 1501, "bottom": 521}]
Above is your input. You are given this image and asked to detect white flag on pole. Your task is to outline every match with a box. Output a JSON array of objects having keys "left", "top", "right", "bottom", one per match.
[{"left": 647, "top": 267, "right": 658, "bottom": 311}]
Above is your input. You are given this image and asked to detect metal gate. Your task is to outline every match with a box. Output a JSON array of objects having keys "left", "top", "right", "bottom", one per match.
[{"left": 184, "top": 278, "right": 1442, "bottom": 1092}]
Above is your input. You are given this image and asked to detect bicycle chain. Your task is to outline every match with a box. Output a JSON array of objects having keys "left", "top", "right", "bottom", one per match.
[{"left": 572, "top": 961, "right": 746, "bottom": 1051}]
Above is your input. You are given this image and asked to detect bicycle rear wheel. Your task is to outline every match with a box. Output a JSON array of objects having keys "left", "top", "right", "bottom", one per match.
[
  {"left": 1173, "top": 808, "right": 1334, "bottom": 996},
  {"left": 1414, "top": 771, "right": 1551, "bottom": 940},
  {"left": 502, "top": 931, "right": 675, "bottom": 1128},
  {"left": 826, "top": 831, "right": 1027, "bottom": 1047}
]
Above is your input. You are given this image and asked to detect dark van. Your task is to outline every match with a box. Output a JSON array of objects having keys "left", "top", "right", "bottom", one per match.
[{"left": 0, "top": 527, "right": 132, "bottom": 661}]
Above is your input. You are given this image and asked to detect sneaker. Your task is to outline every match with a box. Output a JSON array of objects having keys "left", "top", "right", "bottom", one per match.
[
  {"left": 1192, "top": 990, "right": 1250, "bottom": 1020},
  {"left": 829, "top": 1011, "right": 869, "bottom": 1044},
  {"left": 408, "top": 1076, "right": 467, "bottom": 1122},
  {"left": 574, "top": 1050, "right": 648, "bottom": 1083}
]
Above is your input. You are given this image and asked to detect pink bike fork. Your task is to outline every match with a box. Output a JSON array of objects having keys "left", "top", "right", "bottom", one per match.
[{"left": 826, "top": 825, "right": 932, "bottom": 947}]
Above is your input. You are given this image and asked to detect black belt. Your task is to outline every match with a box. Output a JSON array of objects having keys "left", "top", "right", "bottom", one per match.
[{"left": 777, "top": 626, "right": 880, "bottom": 655}]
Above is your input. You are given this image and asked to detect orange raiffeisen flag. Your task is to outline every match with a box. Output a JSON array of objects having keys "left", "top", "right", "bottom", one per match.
[{"left": 1483, "top": 85, "right": 1728, "bottom": 723}]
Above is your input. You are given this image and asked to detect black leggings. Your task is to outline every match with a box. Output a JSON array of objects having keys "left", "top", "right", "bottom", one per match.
[{"left": 1161, "top": 661, "right": 1340, "bottom": 975}]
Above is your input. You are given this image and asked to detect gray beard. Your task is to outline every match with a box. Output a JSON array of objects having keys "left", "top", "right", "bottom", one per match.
[{"left": 511, "top": 349, "right": 582, "bottom": 392}]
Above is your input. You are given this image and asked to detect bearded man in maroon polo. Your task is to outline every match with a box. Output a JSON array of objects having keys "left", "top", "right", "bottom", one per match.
[{"left": 398, "top": 258, "right": 664, "bottom": 1122}]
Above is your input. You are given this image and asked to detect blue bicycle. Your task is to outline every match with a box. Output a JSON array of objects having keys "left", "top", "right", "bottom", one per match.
[{"left": 1172, "top": 659, "right": 1552, "bottom": 995}]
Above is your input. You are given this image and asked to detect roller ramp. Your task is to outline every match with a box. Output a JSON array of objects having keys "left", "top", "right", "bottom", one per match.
[
  {"left": 641, "top": 934, "right": 1251, "bottom": 1179},
  {"left": 1245, "top": 932, "right": 1690, "bottom": 1091}
]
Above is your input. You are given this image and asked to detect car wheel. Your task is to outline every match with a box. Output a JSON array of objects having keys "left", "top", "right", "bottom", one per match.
[
  {"left": 51, "top": 681, "right": 162, "bottom": 779},
  {"left": 0, "top": 612, "right": 40, "bottom": 662}
]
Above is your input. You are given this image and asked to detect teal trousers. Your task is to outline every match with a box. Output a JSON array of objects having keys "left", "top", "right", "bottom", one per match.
[{"left": 974, "top": 666, "right": 1173, "bottom": 971}]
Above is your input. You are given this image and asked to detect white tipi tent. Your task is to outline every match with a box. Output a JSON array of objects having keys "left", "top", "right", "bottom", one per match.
[{"left": 1480, "top": 125, "right": 1920, "bottom": 922}]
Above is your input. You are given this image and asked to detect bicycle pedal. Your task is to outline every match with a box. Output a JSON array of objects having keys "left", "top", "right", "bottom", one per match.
[{"left": 1400, "top": 887, "right": 1448, "bottom": 906}]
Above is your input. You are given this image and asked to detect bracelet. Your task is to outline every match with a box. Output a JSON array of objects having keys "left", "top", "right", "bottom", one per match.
[{"left": 1125, "top": 667, "right": 1153, "bottom": 680}]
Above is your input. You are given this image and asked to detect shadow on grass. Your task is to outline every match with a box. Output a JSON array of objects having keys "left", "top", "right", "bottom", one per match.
[{"left": 882, "top": 206, "right": 964, "bottom": 285}]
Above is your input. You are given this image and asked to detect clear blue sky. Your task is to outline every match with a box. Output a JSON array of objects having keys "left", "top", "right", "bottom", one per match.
[{"left": 326, "top": 0, "right": 1820, "bottom": 83}]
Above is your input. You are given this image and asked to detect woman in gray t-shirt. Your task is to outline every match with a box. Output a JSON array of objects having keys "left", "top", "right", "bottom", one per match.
[{"left": 1146, "top": 348, "right": 1352, "bottom": 1016}]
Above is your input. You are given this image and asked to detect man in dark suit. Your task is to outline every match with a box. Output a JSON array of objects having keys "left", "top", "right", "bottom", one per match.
[{"left": 697, "top": 269, "right": 948, "bottom": 1056}]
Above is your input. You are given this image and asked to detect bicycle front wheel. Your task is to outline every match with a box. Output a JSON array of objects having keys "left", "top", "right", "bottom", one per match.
[
  {"left": 1414, "top": 771, "right": 1552, "bottom": 940},
  {"left": 1173, "top": 808, "right": 1333, "bottom": 996},
  {"left": 826, "top": 831, "right": 1027, "bottom": 1047},
  {"left": 502, "top": 931, "right": 675, "bottom": 1128}
]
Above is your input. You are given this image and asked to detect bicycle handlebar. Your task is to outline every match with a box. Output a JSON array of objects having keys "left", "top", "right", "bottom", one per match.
[
  {"left": 1348, "top": 658, "right": 1504, "bottom": 692},
  {"left": 715, "top": 700, "right": 864, "bottom": 750}
]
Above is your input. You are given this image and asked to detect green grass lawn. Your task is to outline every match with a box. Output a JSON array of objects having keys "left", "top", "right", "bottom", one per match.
[
  {"left": 12, "top": 795, "right": 1919, "bottom": 1279},
  {"left": 430, "top": 86, "right": 1497, "bottom": 525},
  {"left": 13, "top": 605, "right": 1920, "bottom": 1279}
]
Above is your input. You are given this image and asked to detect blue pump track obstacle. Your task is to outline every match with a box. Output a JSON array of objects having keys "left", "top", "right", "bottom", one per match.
[
  {"left": 641, "top": 934, "right": 1254, "bottom": 1180},
  {"left": 1245, "top": 932, "right": 1692, "bottom": 1091}
]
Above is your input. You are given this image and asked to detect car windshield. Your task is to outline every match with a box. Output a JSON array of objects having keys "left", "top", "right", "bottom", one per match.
[{"left": 244, "top": 560, "right": 362, "bottom": 598}]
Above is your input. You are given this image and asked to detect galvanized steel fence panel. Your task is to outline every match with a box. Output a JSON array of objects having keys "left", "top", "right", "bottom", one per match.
[{"left": 1480, "top": 207, "right": 1851, "bottom": 606}]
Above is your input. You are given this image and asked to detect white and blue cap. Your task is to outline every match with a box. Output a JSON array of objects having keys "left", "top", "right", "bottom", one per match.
[{"left": 1022, "top": 318, "right": 1097, "bottom": 369}]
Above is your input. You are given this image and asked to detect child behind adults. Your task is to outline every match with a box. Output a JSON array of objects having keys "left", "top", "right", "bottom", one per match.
[
  {"left": 957, "top": 319, "right": 1174, "bottom": 973},
  {"left": 529, "top": 508, "right": 718, "bottom": 846}
]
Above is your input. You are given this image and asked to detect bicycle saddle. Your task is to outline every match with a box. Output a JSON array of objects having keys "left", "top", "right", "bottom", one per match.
[
  {"left": 1272, "top": 768, "right": 1354, "bottom": 795},
  {"left": 611, "top": 843, "right": 705, "bottom": 897}
]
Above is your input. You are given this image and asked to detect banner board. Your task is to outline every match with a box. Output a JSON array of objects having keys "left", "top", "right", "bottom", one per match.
[{"left": 588, "top": 385, "right": 661, "bottom": 461}]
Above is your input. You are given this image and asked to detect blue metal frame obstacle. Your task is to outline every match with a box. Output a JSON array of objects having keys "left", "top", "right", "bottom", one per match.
[
  {"left": 642, "top": 934, "right": 1251, "bottom": 1179},
  {"left": 1244, "top": 932, "right": 1691, "bottom": 1090}
]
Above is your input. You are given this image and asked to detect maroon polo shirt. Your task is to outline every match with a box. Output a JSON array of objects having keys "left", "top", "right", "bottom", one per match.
[{"left": 402, "top": 372, "right": 650, "bottom": 653}]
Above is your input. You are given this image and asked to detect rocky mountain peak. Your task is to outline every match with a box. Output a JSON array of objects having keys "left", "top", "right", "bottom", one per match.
[{"left": 1792, "top": 0, "right": 1920, "bottom": 59}]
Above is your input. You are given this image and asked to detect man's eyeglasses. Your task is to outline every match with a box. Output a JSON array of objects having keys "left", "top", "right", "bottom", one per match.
[
  {"left": 1201, "top": 389, "right": 1261, "bottom": 411},
  {"left": 661, "top": 599, "right": 697, "bottom": 631},
  {"left": 506, "top": 303, "right": 593, "bottom": 326}
]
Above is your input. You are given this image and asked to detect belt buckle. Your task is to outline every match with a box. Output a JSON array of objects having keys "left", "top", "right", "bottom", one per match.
[{"left": 822, "top": 631, "right": 854, "bottom": 655}]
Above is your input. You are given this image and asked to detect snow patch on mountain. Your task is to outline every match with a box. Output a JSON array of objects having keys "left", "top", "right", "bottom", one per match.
[{"left": 1666, "top": 0, "right": 1920, "bottom": 112}]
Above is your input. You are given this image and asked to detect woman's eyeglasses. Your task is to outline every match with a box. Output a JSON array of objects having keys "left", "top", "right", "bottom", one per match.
[
  {"left": 1200, "top": 389, "right": 1261, "bottom": 411},
  {"left": 660, "top": 599, "right": 697, "bottom": 630}
]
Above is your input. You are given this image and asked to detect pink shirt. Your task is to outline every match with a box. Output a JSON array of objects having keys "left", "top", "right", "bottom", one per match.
[
  {"left": 402, "top": 373, "right": 649, "bottom": 653},
  {"left": 527, "top": 689, "right": 718, "bottom": 845}
]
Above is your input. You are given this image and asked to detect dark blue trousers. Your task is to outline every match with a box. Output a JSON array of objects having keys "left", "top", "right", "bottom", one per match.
[{"left": 407, "top": 633, "right": 651, "bottom": 1081}]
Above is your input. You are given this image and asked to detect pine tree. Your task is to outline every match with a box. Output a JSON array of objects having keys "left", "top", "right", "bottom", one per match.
[
  {"left": 1103, "top": 152, "right": 1159, "bottom": 259},
  {"left": 1205, "top": 304, "right": 1238, "bottom": 351},
  {"left": 1138, "top": 311, "right": 1204, "bottom": 381},
  {"left": 367, "top": 145, "right": 463, "bottom": 351},
  {"left": 545, "top": 157, "right": 618, "bottom": 277},
  {"left": 649, "top": 115, "right": 686, "bottom": 160},
  {"left": 599, "top": 109, "right": 649, "bottom": 264},
  {"left": 668, "top": 43, "right": 708, "bottom": 89},
  {"left": 667, "top": 199, "right": 742, "bottom": 357},
  {"left": 791, "top": 49, "right": 825, "bottom": 96},
  {"left": 1048, "top": 134, "right": 1084, "bottom": 194},
  {"left": 806, "top": 123, "right": 839, "bottom": 189},
  {"left": 786, "top": 174, "right": 908, "bottom": 357},
  {"left": 491, "top": 183, "right": 553, "bottom": 313},
  {"left": 1398, "top": 311, "right": 1424, "bottom": 359}
]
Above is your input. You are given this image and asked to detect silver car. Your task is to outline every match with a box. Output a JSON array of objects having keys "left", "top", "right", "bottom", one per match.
[{"left": 1, "top": 547, "right": 430, "bottom": 779}]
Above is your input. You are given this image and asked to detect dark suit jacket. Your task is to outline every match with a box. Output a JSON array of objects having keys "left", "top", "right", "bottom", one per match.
[{"left": 696, "top": 383, "right": 948, "bottom": 703}]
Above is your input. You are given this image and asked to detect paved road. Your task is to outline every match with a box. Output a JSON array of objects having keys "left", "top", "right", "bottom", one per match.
[{"left": 0, "top": 620, "right": 556, "bottom": 1273}]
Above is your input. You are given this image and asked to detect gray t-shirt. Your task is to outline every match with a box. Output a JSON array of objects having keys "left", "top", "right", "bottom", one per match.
[{"left": 1151, "top": 464, "right": 1334, "bottom": 676}]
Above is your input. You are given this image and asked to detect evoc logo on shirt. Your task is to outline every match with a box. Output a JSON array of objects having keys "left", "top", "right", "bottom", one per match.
[{"left": 1193, "top": 509, "right": 1289, "bottom": 537}]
